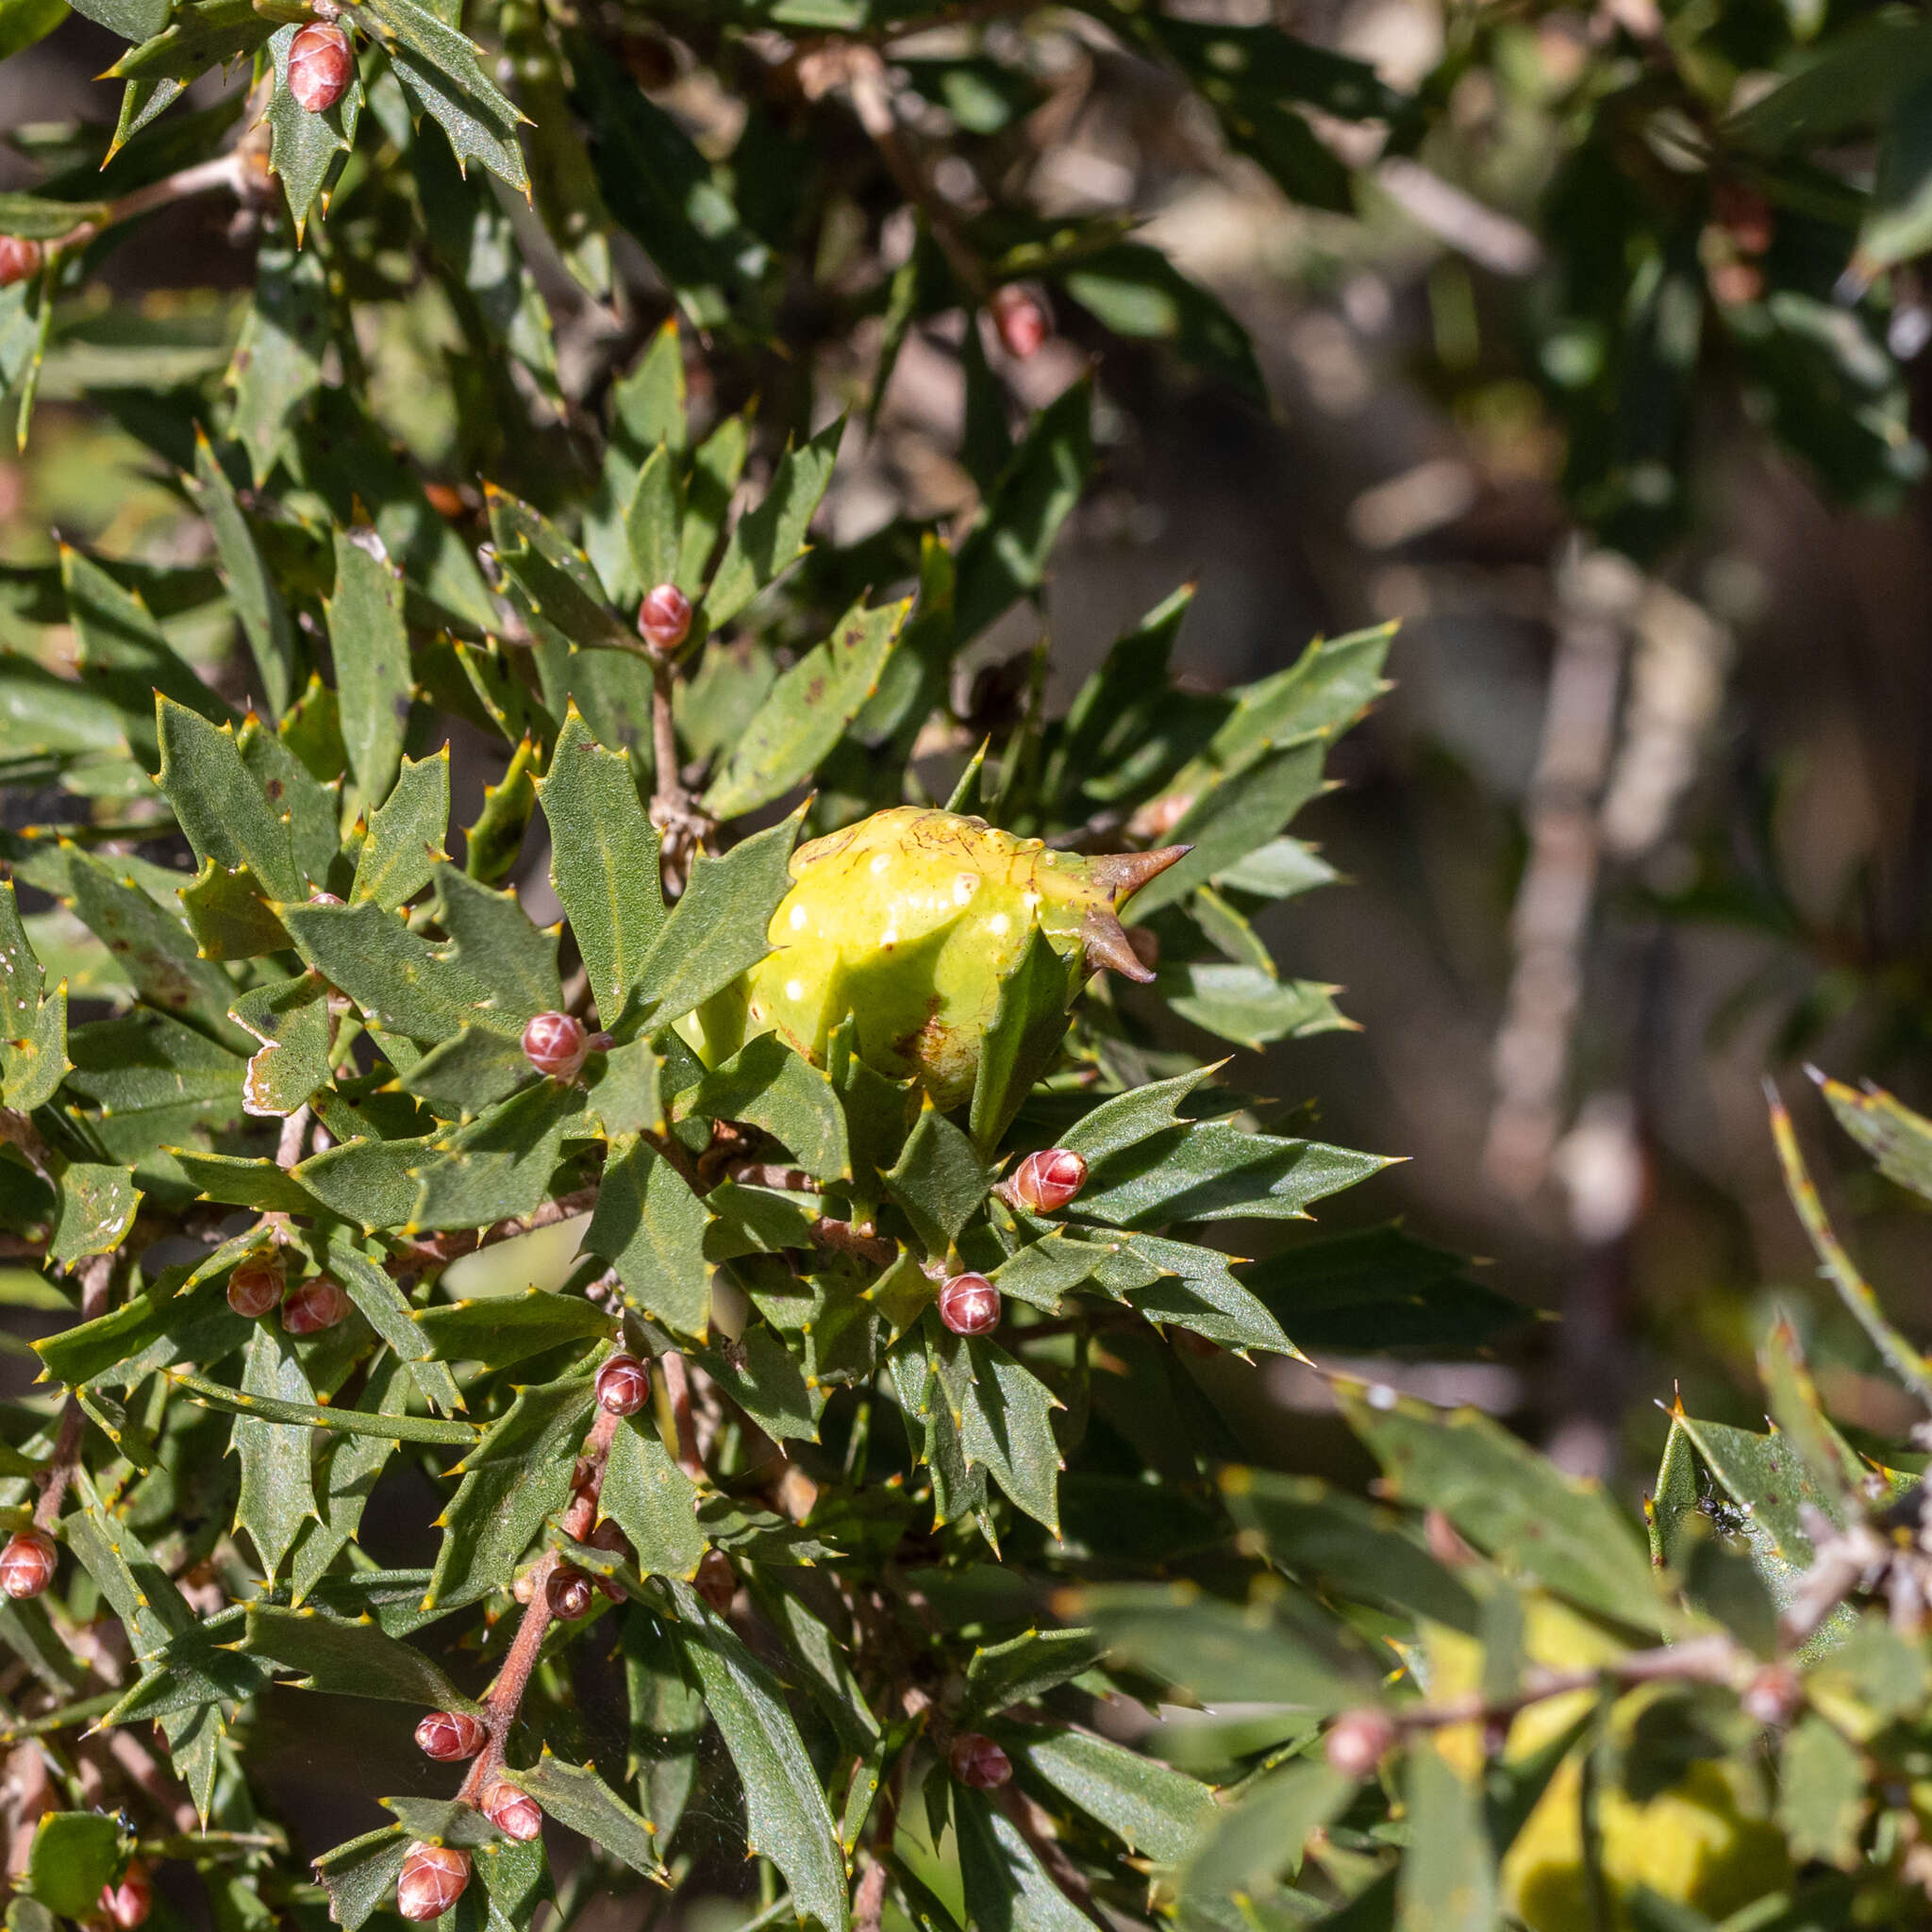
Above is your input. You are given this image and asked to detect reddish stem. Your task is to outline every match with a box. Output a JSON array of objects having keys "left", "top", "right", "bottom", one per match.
[{"left": 659, "top": 1352, "right": 706, "bottom": 1483}]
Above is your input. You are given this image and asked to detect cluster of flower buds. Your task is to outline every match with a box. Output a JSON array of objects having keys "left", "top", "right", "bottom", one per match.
[
  {"left": 98, "top": 1860, "right": 152, "bottom": 1930},
  {"left": 948, "top": 1732, "right": 1012, "bottom": 1789},
  {"left": 0, "top": 1529, "right": 57, "bottom": 1600},
  {"left": 0, "top": 237, "right": 43, "bottom": 290},
  {"left": 287, "top": 21, "right": 354, "bottom": 113},
  {"left": 398, "top": 1844, "right": 470, "bottom": 1922},
  {"left": 638, "top": 582, "right": 693, "bottom": 653},
  {"left": 595, "top": 1352, "right": 650, "bottom": 1417},
  {"left": 938, "top": 1272, "right": 1000, "bottom": 1337}
]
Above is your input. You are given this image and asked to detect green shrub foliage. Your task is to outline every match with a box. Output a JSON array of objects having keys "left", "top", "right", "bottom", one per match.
[{"left": 7, "top": 0, "right": 1932, "bottom": 1926}]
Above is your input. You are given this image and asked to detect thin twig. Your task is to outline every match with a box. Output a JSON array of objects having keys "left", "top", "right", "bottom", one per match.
[
  {"left": 659, "top": 1353, "right": 706, "bottom": 1484},
  {"left": 459, "top": 1407, "right": 622, "bottom": 1798}
]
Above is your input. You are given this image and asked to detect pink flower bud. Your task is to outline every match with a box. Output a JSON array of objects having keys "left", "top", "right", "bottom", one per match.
[
  {"left": 596, "top": 1352, "right": 650, "bottom": 1417},
  {"left": 99, "top": 1859, "right": 152, "bottom": 1930},
  {"left": 0, "top": 1530, "right": 56, "bottom": 1600},
  {"left": 414, "top": 1709, "right": 486, "bottom": 1761},
  {"left": 547, "top": 1566, "right": 595, "bottom": 1620},
  {"left": 0, "top": 237, "right": 43, "bottom": 290},
  {"left": 990, "top": 284, "right": 1048, "bottom": 358},
  {"left": 397, "top": 1843, "right": 470, "bottom": 1923},
  {"left": 226, "top": 1251, "right": 285, "bottom": 1319},
  {"left": 287, "top": 21, "right": 354, "bottom": 114},
  {"left": 281, "top": 1274, "right": 350, "bottom": 1336},
  {"left": 481, "top": 1780, "right": 544, "bottom": 1841},
  {"left": 523, "top": 1010, "right": 588, "bottom": 1081},
  {"left": 939, "top": 1273, "right": 999, "bottom": 1337},
  {"left": 1324, "top": 1709, "right": 1397, "bottom": 1780},
  {"left": 1011, "top": 1148, "right": 1088, "bottom": 1214},
  {"left": 638, "top": 583, "right": 692, "bottom": 652},
  {"left": 948, "top": 1732, "right": 1011, "bottom": 1789},
  {"left": 694, "top": 1547, "right": 737, "bottom": 1616}
]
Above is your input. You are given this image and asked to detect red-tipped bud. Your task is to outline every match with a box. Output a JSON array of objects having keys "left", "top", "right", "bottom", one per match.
[
  {"left": 397, "top": 1843, "right": 470, "bottom": 1922},
  {"left": 948, "top": 1732, "right": 1011, "bottom": 1789},
  {"left": 596, "top": 1352, "right": 649, "bottom": 1417},
  {"left": 1324, "top": 1709, "right": 1397, "bottom": 1780},
  {"left": 694, "top": 1547, "right": 737, "bottom": 1616},
  {"left": 99, "top": 1860, "right": 152, "bottom": 1931},
  {"left": 0, "top": 237, "right": 43, "bottom": 290},
  {"left": 638, "top": 583, "right": 692, "bottom": 653},
  {"left": 990, "top": 284, "right": 1048, "bottom": 358},
  {"left": 480, "top": 1780, "right": 544, "bottom": 1841},
  {"left": 226, "top": 1251, "right": 285, "bottom": 1319},
  {"left": 281, "top": 1274, "right": 350, "bottom": 1335},
  {"left": 1011, "top": 1148, "right": 1088, "bottom": 1214},
  {"left": 0, "top": 1530, "right": 57, "bottom": 1600},
  {"left": 939, "top": 1273, "right": 1000, "bottom": 1337},
  {"left": 287, "top": 21, "right": 354, "bottom": 113},
  {"left": 547, "top": 1565, "right": 595, "bottom": 1620},
  {"left": 414, "top": 1709, "right": 486, "bottom": 1761},
  {"left": 523, "top": 1010, "right": 589, "bottom": 1081}
]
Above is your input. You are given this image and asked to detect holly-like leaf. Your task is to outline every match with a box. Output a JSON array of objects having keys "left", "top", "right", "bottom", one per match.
[
  {"left": 313, "top": 1825, "right": 410, "bottom": 1932},
  {"left": 404, "top": 1025, "right": 534, "bottom": 1115},
  {"left": 585, "top": 1137, "right": 711, "bottom": 1335},
  {"left": 699, "top": 418, "right": 845, "bottom": 633},
  {"left": 962, "top": 1627, "right": 1104, "bottom": 1722},
  {"left": 958, "top": 1336, "right": 1062, "bottom": 1532},
  {"left": 601, "top": 1412, "right": 706, "bottom": 1577},
  {"left": 534, "top": 710, "right": 666, "bottom": 1026},
  {"left": 414, "top": 1291, "right": 613, "bottom": 1369},
  {"left": 953, "top": 1788, "right": 1091, "bottom": 1932},
  {"left": 1003, "top": 1724, "right": 1216, "bottom": 1864},
  {"left": 408, "top": 1077, "right": 582, "bottom": 1230},
  {"left": 432, "top": 864, "right": 561, "bottom": 1021},
  {"left": 358, "top": 0, "right": 528, "bottom": 192},
  {"left": 633, "top": 808, "right": 803, "bottom": 1030},
  {"left": 883, "top": 1106, "right": 988, "bottom": 1257},
  {"left": 1339, "top": 1381, "right": 1674, "bottom": 1636},
  {"left": 1074, "top": 1120, "right": 1391, "bottom": 1228},
  {"left": 281, "top": 897, "right": 503, "bottom": 1043},
  {"left": 24, "top": 1814, "right": 122, "bottom": 1918},
  {"left": 675, "top": 1033, "right": 848, "bottom": 1182},
  {"left": 227, "top": 241, "right": 328, "bottom": 487},
  {"left": 241, "top": 1603, "right": 474, "bottom": 1707},
  {"left": 157, "top": 695, "right": 301, "bottom": 903},
  {"left": 232, "top": 1323, "right": 321, "bottom": 1580},
  {"left": 425, "top": 1372, "right": 595, "bottom": 1611},
  {"left": 232, "top": 972, "right": 331, "bottom": 1119},
  {"left": 327, "top": 530, "right": 411, "bottom": 809},
  {"left": 669, "top": 1579, "right": 849, "bottom": 1932},
  {"left": 511, "top": 1751, "right": 662, "bottom": 1876},
  {"left": 353, "top": 749, "right": 450, "bottom": 910},
  {"left": 703, "top": 594, "right": 908, "bottom": 820},
  {"left": 190, "top": 429, "right": 296, "bottom": 716}
]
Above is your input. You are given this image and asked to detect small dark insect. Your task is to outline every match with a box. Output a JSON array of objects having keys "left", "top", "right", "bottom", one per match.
[{"left": 1696, "top": 1480, "right": 1752, "bottom": 1541}]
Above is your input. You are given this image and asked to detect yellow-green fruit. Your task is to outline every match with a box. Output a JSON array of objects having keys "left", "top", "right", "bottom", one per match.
[{"left": 677, "top": 808, "right": 1186, "bottom": 1108}]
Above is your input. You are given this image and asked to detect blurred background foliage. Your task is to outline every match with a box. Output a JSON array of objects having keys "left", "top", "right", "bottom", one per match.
[{"left": 7, "top": 0, "right": 1932, "bottom": 1688}]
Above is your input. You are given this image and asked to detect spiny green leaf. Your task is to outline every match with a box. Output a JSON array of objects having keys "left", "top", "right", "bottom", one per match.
[
  {"left": 326, "top": 530, "right": 411, "bottom": 809},
  {"left": 585, "top": 1136, "right": 712, "bottom": 1335},
  {"left": 353, "top": 750, "right": 450, "bottom": 910}
]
